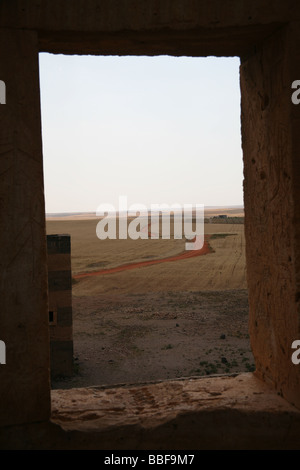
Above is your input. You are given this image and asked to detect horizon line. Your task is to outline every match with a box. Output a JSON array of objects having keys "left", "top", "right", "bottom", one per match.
[{"left": 46, "top": 204, "right": 244, "bottom": 217}]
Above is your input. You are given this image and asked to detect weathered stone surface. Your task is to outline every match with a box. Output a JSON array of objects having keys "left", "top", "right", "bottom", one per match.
[
  {"left": 47, "top": 254, "right": 72, "bottom": 272},
  {"left": 0, "top": 0, "right": 300, "bottom": 449},
  {"left": 0, "top": 28, "right": 50, "bottom": 427},
  {"left": 48, "top": 270, "right": 72, "bottom": 291},
  {"left": 47, "top": 234, "right": 71, "bottom": 255},
  {"left": 1, "top": 373, "right": 300, "bottom": 449},
  {"left": 0, "top": 1, "right": 292, "bottom": 57},
  {"left": 240, "top": 23, "right": 300, "bottom": 408},
  {"left": 0, "top": 0, "right": 298, "bottom": 31}
]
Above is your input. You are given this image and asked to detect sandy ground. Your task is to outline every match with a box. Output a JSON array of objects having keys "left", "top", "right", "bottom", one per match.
[
  {"left": 52, "top": 288, "right": 254, "bottom": 389},
  {"left": 46, "top": 220, "right": 247, "bottom": 294}
]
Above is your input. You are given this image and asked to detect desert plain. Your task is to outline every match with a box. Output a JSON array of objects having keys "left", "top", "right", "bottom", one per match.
[{"left": 46, "top": 207, "right": 254, "bottom": 389}]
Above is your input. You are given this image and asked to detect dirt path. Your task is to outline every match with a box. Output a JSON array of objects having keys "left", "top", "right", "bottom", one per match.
[{"left": 74, "top": 234, "right": 213, "bottom": 279}]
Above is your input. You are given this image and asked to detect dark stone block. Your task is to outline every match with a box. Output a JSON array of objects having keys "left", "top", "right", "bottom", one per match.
[
  {"left": 57, "top": 306, "right": 73, "bottom": 327},
  {"left": 47, "top": 234, "right": 71, "bottom": 255},
  {"left": 48, "top": 270, "right": 72, "bottom": 291}
]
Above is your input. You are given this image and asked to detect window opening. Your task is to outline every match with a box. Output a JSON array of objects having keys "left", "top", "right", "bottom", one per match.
[{"left": 39, "top": 53, "right": 254, "bottom": 389}]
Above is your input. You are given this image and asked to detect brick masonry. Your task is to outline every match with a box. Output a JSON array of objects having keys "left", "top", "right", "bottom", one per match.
[{"left": 47, "top": 234, "right": 73, "bottom": 379}]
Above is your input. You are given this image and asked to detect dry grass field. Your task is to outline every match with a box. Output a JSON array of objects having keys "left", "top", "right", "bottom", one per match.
[{"left": 46, "top": 209, "right": 254, "bottom": 389}]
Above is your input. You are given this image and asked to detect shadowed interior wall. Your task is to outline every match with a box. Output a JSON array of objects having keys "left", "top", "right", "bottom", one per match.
[
  {"left": 240, "top": 23, "right": 300, "bottom": 407},
  {"left": 0, "top": 28, "right": 50, "bottom": 427},
  {"left": 0, "top": 1, "right": 300, "bottom": 435}
]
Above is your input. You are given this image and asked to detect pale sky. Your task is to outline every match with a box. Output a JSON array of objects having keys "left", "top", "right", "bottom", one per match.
[{"left": 38, "top": 53, "right": 243, "bottom": 214}]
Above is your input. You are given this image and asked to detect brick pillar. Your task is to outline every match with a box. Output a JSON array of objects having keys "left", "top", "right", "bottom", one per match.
[
  {"left": 0, "top": 29, "right": 50, "bottom": 425},
  {"left": 47, "top": 235, "right": 73, "bottom": 379}
]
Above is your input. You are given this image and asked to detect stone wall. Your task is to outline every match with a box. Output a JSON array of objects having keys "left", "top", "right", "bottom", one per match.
[
  {"left": 0, "top": 0, "right": 300, "bottom": 448},
  {"left": 240, "top": 24, "right": 300, "bottom": 407},
  {"left": 0, "top": 28, "right": 50, "bottom": 428}
]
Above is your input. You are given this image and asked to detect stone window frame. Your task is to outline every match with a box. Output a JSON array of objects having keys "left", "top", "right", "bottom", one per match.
[
  {"left": 41, "top": 21, "right": 300, "bottom": 415},
  {"left": 1, "top": 5, "right": 300, "bottom": 446}
]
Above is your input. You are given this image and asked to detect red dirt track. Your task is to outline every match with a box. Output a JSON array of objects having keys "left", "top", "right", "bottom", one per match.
[{"left": 74, "top": 234, "right": 212, "bottom": 280}]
